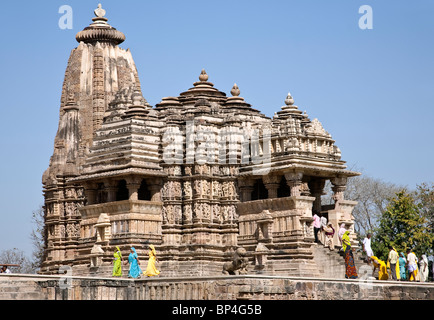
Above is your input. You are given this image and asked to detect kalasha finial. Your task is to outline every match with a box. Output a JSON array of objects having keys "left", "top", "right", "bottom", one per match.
[
  {"left": 94, "top": 4, "right": 106, "bottom": 18},
  {"left": 231, "top": 83, "right": 240, "bottom": 97},
  {"left": 285, "top": 92, "right": 294, "bottom": 105},
  {"left": 199, "top": 69, "right": 209, "bottom": 82}
]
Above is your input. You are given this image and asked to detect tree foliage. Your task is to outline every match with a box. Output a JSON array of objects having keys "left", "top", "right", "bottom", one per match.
[
  {"left": 415, "top": 182, "right": 434, "bottom": 238},
  {"left": 0, "top": 205, "right": 46, "bottom": 274},
  {"left": 322, "top": 171, "right": 402, "bottom": 237},
  {"left": 30, "top": 205, "right": 46, "bottom": 272},
  {"left": 344, "top": 175, "right": 402, "bottom": 236},
  {"left": 372, "top": 190, "right": 434, "bottom": 261},
  {"left": 0, "top": 248, "right": 33, "bottom": 274}
]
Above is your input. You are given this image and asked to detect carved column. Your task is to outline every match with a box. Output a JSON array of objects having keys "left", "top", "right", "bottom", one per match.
[
  {"left": 284, "top": 172, "right": 303, "bottom": 197},
  {"left": 309, "top": 179, "right": 326, "bottom": 213},
  {"left": 238, "top": 178, "right": 255, "bottom": 202},
  {"left": 263, "top": 175, "right": 280, "bottom": 199},
  {"left": 126, "top": 177, "right": 141, "bottom": 201},
  {"left": 331, "top": 177, "right": 347, "bottom": 204},
  {"left": 148, "top": 178, "right": 163, "bottom": 202},
  {"left": 104, "top": 179, "right": 118, "bottom": 202},
  {"left": 83, "top": 182, "right": 98, "bottom": 205}
]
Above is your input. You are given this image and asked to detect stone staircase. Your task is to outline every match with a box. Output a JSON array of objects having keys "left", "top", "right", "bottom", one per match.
[
  {"left": 0, "top": 276, "right": 48, "bottom": 300},
  {"left": 313, "top": 243, "right": 372, "bottom": 279}
]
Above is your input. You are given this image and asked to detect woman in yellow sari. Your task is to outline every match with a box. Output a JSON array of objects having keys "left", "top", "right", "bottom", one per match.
[
  {"left": 144, "top": 244, "right": 160, "bottom": 277},
  {"left": 112, "top": 246, "right": 123, "bottom": 277},
  {"left": 371, "top": 256, "right": 389, "bottom": 280}
]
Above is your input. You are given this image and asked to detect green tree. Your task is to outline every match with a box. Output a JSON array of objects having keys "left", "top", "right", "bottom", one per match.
[
  {"left": 415, "top": 182, "right": 434, "bottom": 248},
  {"left": 372, "top": 190, "right": 434, "bottom": 261}
]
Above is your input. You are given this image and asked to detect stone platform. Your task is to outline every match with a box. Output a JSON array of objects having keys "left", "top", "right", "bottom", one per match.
[{"left": 0, "top": 273, "right": 432, "bottom": 300}]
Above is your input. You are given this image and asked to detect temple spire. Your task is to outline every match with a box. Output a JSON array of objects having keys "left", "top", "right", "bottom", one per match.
[{"left": 275, "top": 92, "right": 302, "bottom": 119}]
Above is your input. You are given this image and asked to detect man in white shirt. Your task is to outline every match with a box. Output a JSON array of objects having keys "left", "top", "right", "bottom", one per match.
[
  {"left": 363, "top": 233, "right": 373, "bottom": 263},
  {"left": 388, "top": 246, "right": 399, "bottom": 280},
  {"left": 313, "top": 211, "right": 321, "bottom": 244},
  {"left": 406, "top": 249, "right": 418, "bottom": 281},
  {"left": 0, "top": 266, "right": 11, "bottom": 274}
]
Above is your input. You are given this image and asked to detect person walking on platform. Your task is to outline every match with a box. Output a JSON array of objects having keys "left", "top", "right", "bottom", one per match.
[
  {"left": 126, "top": 247, "right": 142, "bottom": 279},
  {"left": 387, "top": 246, "right": 399, "bottom": 280}
]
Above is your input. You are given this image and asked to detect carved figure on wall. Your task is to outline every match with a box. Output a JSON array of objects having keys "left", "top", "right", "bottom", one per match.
[
  {"left": 183, "top": 205, "right": 192, "bottom": 221},
  {"left": 184, "top": 181, "right": 192, "bottom": 198},
  {"left": 222, "top": 247, "right": 249, "bottom": 275},
  {"left": 212, "top": 181, "right": 219, "bottom": 198},
  {"left": 174, "top": 205, "right": 182, "bottom": 223}
]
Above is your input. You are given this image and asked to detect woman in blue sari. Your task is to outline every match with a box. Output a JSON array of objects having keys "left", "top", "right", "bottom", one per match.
[
  {"left": 127, "top": 247, "right": 142, "bottom": 278},
  {"left": 399, "top": 252, "right": 407, "bottom": 280}
]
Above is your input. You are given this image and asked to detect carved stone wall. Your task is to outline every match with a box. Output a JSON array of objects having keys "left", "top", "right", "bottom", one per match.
[{"left": 2, "top": 275, "right": 433, "bottom": 300}]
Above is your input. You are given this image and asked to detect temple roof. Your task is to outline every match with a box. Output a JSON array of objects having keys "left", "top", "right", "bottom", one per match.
[
  {"left": 75, "top": 4, "right": 125, "bottom": 45},
  {"left": 178, "top": 69, "right": 227, "bottom": 103},
  {"left": 275, "top": 92, "right": 304, "bottom": 119}
]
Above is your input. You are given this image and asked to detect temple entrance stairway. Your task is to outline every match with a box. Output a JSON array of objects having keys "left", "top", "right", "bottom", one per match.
[{"left": 312, "top": 243, "right": 372, "bottom": 279}]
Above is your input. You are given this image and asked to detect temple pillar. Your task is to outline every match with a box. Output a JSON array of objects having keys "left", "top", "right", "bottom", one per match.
[
  {"left": 284, "top": 172, "right": 303, "bottom": 197},
  {"left": 263, "top": 175, "right": 280, "bottom": 199},
  {"left": 309, "top": 179, "right": 326, "bottom": 213},
  {"left": 104, "top": 179, "right": 117, "bottom": 202},
  {"left": 126, "top": 177, "right": 141, "bottom": 201},
  {"left": 148, "top": 178, "right": 163, "bottom": 202},
  {"left": 83, "top": 182, "right": 98, "bottom": 205},
  {"left": 238, "top": 178, "right": 255, "bottom": 202},
  {"left": 331, "top": 176, "right": 347, "bottom": 206}
]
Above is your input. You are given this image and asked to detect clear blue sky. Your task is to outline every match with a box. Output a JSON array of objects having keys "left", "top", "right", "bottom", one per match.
[{"left": 0, "top": 1, "right": 433, "bottom": 258}]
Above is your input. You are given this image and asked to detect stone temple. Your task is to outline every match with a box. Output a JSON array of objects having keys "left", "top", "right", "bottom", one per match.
[{"left": 40, "top": 5, "right": 360, "bottom": 277}]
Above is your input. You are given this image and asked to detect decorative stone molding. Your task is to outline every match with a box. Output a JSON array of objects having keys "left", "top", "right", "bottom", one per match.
[
  {"left": 89, "top": 244, "right": 104, "bottom": 268},
  {"left": 256, "top": 210, "right": 273, "bottom": 242},
  {"left": 94, "top": 213, "right": 111, "bottom": 243}
]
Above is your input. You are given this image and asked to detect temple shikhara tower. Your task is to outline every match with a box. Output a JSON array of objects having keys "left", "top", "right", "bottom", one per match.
[{"left": 41, "top": 5, "right": 360, "bottom": 277}]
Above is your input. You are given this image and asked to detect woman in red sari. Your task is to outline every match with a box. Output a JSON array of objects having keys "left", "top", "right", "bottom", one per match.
[{"left": 342, "top": 231, "right": 358, "bottom": 279}]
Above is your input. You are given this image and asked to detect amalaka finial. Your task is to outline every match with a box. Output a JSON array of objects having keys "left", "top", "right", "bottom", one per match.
[
  {"left": 285, "top": 92, "right": 294, "bottom": 105},
  {"left": 231, "top": 83, "right": 240, "bottom": 97},
  {"left": 199, "top": 69, "right": 209, "bottom": 82},
  {"left": 94, "top": 4, "right": 106, "bottom": 18},
  {"left": 76, "top": 3, "right": 125, "bottom": 44}
]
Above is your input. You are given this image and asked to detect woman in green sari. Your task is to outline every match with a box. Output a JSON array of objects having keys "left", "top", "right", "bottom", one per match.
[{"left": 112, "top": 246, "right": 123, "bottom": 277}]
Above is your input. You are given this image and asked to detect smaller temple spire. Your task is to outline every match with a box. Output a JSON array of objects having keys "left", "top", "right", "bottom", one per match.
[
  {"left": 225, "top": 83, "right": 261, "bottom": 113},
  {"left": 275, "top": 92, "right": 302, "bottom": 119}
]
